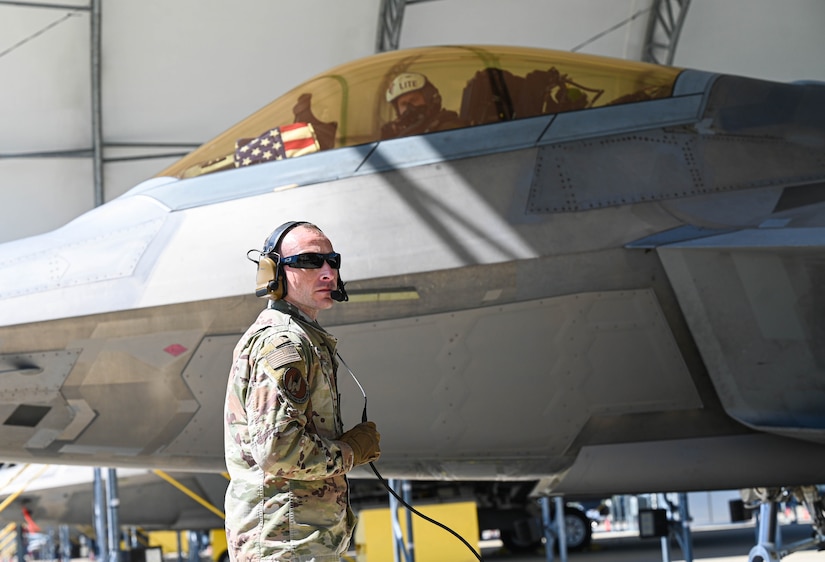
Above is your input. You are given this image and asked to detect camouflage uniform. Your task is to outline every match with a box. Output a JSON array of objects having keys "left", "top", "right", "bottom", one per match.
[{"left": 224, "top": 300, "right": 356, "bottom": 561}]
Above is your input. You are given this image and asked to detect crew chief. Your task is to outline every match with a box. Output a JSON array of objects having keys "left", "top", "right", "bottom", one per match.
[{"left": 225, "top": 221, "right": 381, "bottom": 561}]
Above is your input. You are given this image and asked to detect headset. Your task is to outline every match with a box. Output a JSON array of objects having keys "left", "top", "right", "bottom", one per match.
[{"left": 250, "top": 221, "right": 348, "bottom": 302}]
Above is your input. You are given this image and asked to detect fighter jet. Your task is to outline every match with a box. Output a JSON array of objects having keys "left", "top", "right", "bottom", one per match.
[{"left": 1, "top": 45, "right": 824, "bottom": 559}]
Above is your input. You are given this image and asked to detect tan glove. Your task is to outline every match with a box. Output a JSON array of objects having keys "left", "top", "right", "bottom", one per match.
[{"left": 339, "top": 421, "right": 381, "bottom": 466}]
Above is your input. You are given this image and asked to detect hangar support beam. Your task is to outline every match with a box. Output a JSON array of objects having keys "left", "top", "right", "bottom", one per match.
[
  {"left": 376, "top": 0, "right": 440, "bottom": 52},
  {"left": 0, "top": 1, "right": 199, "bottom": 208},
  {"left": 642, "top": 0, "right": 692, "bottom": 65},
  {"left": 90, "top": 0, "right": 103, "bottom": 207}
]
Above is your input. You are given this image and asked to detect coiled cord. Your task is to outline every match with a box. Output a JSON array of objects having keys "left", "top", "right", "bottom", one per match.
[{"left": 338, "top": 353, "right": 483, "bottom": 561}]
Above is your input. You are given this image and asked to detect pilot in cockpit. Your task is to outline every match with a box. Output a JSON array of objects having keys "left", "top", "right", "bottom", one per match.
[{"left": 380, "top": 72, "right": 468, "bottom": 140}]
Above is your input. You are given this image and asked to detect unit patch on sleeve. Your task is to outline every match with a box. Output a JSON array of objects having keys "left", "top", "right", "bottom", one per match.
[{"left": 280, "top": 367, "right": 309, "bottom": 404}]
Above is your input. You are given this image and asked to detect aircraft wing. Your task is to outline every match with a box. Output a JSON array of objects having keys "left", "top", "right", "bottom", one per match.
[{"left": 0, "top": 464, "right": 226, "bottom": 530}]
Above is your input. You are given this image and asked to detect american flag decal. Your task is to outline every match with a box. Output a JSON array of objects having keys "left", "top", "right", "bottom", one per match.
[{"left": 234, "top": 122, "right": 320, "bottom": 168}]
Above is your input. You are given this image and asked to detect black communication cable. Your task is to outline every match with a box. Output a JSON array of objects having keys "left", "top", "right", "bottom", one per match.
[{"left": 338, "top": 353, "right": 484, "bottom": 562}]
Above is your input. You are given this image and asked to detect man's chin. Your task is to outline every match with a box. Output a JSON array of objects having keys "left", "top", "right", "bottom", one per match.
[{"left": 317, "top": 294, "right": 335, "bottom": 308}]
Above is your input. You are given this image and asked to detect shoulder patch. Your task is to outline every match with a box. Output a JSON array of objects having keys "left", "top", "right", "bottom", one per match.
[
  {"left": 264, "top": 341, "right": 302, "bottom": 370},
  {"left": 280, "top": 367, "right": 309, "bottom": 404}
]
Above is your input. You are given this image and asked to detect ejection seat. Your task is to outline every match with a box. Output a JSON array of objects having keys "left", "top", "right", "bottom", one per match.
[{"left": 459, "top": 66, "right": 597, "bottom": 126}]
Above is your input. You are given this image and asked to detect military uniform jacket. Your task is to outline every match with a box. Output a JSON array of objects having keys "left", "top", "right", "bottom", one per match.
[{"left": 224, "top": 301, "right": 356, "bottom": 561}]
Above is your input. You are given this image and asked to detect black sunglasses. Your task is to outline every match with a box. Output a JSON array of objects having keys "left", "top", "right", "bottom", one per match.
[{"left": 280, "top": 252, "right": 341, "bottom": 269}]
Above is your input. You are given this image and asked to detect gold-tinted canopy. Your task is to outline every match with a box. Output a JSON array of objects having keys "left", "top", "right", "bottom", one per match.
[{"left": 159, "top": 45, "right": 681, "bottom": 179}]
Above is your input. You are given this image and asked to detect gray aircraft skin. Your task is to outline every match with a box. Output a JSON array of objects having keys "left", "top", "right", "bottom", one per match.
[{"left": 0, "top": 46, "right": 824, "bottom": 555}]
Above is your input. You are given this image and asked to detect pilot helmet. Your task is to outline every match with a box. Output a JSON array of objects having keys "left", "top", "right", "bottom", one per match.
[{"left": 385, "top": 72, "right": 442, "bottom": 115}]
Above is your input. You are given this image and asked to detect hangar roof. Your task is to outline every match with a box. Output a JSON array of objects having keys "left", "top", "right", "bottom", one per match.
[{"left": 0, "top": 0, "right": 823, "bottom": 242}]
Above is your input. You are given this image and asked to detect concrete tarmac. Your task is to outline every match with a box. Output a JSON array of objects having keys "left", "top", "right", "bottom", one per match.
[{"left": 478, "top": 523, "right": 822, "bottom": 562}]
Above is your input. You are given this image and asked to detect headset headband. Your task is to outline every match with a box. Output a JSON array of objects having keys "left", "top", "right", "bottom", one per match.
[{"left": 264, "top": 220, "right": 309, "bottom": 258}]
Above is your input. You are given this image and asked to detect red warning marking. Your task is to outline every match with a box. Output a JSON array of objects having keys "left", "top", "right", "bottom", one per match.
[{"left": 164, "top": 344, "right": 188, "bottom": 357}]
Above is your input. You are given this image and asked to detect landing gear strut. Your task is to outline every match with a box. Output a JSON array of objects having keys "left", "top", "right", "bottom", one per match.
[{"left": 744, "top": 486, "right": 825, "bottom": 562}]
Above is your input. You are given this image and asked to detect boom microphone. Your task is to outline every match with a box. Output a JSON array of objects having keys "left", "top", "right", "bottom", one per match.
[{"left": 331, "top": 281, "right": 348, "bottom": 302}]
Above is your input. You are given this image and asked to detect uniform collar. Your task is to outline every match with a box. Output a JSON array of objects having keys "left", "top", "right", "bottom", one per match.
[{"left": 267, "top": 299, "right": 329, "bottom": 334}]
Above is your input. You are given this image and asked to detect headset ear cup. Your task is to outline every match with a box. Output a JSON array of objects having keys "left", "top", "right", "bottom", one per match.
[
  {"left": 255, "top": 256, "right": 285, "bottom": 300},
  {"left": 255, "top": 221, "right": 308, "bottom": 300}
]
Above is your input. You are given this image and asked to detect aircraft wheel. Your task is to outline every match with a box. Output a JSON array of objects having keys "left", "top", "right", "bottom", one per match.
[{"left": 563, "top": 507, "right": 592, "bottom": 551}]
